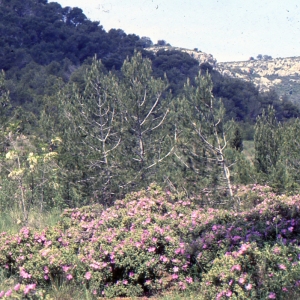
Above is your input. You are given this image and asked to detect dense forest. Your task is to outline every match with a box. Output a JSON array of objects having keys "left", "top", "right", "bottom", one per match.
[{"left": 0, "top": 0, "right": 300, "bottom": 298}]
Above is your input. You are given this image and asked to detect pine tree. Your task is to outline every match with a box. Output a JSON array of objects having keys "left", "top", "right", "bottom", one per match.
[
  {"left": 254, "top": 106, "right": 281, "bottom": 175},
  {"left": 71, "top": 57, "right": 123, "bottom": 204},
  {"left": 119, "top": 51, "right": 174, "bottom": 190},
  {"left": 230, "top": 126, "right": 243, "bottom": 152},
  {"left": 39, "top": 81, "right": 89, "bottom": 208},
  {"left": 279, "top": 118, "right": 300, "bottom": 191},
  {"left": 175, "top": 72, "right": 234, "bottom": 204}
]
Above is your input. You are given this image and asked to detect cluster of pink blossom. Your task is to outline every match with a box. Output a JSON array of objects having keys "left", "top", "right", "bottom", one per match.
[{"left": 0, "top": 185, "right": 300, "bottom": 298}]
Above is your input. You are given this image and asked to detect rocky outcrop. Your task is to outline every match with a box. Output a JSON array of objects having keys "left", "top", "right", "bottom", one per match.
[
  {"left": 146, "top": 46, "right": 217, "bottom": 67},
  {"left": 147, "top": 46, "right": 300, "bottom": 104},
  {"left": 216, "top": 57, "right": 300, "bottom": 104}
]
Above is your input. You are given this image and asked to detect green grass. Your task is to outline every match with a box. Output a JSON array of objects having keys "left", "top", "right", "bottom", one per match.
[{"left": 0, "top": 206, "right": 62, "bottom": 234}]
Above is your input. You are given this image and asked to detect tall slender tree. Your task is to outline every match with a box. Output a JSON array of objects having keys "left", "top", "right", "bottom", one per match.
[
  {"left": 175, "top": 72, "right": 234, "bottom": 203},
  {"left": 120, "top": 51, "right": 174, "bottom": 189},
  {"left": 254, "top": 106, "right": 281, "bottom": 175},
  {"left": 70, "top": 57, "right": 123, "bottom": 203}
]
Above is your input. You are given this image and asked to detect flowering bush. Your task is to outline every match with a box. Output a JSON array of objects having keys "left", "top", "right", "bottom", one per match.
[
  {"left": 0, "top": 184, "right": 199, "bottom": 298},
  {"left": 200, "top": 243, "right": 300, "bottom": 299},
  {"left": 0, "top": 183, "right": 299, "bottom": 298}
]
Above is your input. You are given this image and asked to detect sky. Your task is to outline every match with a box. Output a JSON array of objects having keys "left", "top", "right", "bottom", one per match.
[{"left": 49, "top": 0, "right": 300, "bottom": 62}]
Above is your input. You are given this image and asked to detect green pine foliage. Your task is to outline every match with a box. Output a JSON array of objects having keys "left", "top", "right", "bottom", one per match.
[
  {"left": 254, "top": 106, "right": 281, "bottom": 176},
  {"left": 173, "top": 72, "right": 235, "bottom": 205},
  {"left": 253, "top": 107, "right": 300, "bottom": 193}
]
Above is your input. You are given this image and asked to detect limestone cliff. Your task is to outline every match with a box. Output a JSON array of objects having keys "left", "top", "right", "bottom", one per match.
[
  {"left": 146, "top": 46, "right": 217, "bottom": 67},
  {"left": 217, "top": 57, "right": 300, "bottom": 104},
  {"left": 147, "top": 46, "right": 300, "bottom": 104}
]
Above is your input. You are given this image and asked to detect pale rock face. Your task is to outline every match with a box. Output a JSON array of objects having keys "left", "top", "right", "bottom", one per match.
[
  {"left": 146, "top": 46, "right": 217, "bottom": 66},
  {"left": 147, "top": 46, "right": 300, "bottom": 104},
  {"left": 216, "top": 57, "right": 300, "bottom": 104}
]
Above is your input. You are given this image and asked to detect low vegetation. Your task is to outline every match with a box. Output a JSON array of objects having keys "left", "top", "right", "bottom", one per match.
[{"left": 0, "top": 184, "right": 300, "bottom": 299}]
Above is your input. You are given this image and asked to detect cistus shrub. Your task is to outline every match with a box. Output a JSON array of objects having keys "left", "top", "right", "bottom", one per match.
[
  {"left": 0, "top": 184, "right": 201, "bottom": 298},
  {"left": 200, "top": 243, "right": 300, "bottom": 299},
  {"left": 0, "top": 183, "right": 300, "bottom": 298}
]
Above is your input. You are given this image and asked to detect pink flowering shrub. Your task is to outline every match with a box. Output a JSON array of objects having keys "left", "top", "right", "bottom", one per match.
[
  {"left": 233, "top": 184, "right": 272, "bottom": 210},
  {"left": 189, "top": 189, "right": 300, "bottom": 274},
  {"left": 0, "top": 183, "right": 299, "bottom": 298},
  {"left": 0, "top": 184, "right": 199, "bottom": 297},
  {"left": 200, "top": 243, "right": 300, "bottom": 299}
]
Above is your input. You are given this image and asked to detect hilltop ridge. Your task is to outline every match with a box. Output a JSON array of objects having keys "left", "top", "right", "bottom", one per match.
[
  {"left": 217, "top": 56, "right": 300, "bottom": 104},
  {"left": 146, "top": 45, "right": 217, "bottom": 66},
  {"left": 147, "top": 46, "right": 300, "bottom": 104}
]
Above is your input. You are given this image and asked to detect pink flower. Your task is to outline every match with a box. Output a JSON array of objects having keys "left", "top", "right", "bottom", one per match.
[
  {"left": 182, "top": 264, "right": 188, "bottom": 271},
  {"left": 24, "top": 287, "right": 30, "bottom": 295},
  {"left": 216, "top": 291, "right": 226, "bottom": 300},
  {"left": 66, "top": 274, "right": 73, "bottom": 280},
  {"left": 186, "top": 277, "right": 193, "bottom": 284},
  {"left": 24, "top": 284, "right": 36, "bottom": 295},
  {"left": 123, "top": 280, "right": 128, "bottom": 285},
  {"left": 178, "top": 282, "right": 186, "bottom": 290},
  {"left": 238, "top": 243, "right": 250, "bottom": 255},
  {"left": 226, "top": 290, "right": 233, "bottom": 297},
  {"left": 160, "top": 256, "right": 168, "bottom": 263},
  {"left": 90, "top": 262, "right": 100, "bottom": 269},
  {"left": 0, "top": 291, "right": 4, "bottom": 298},
  {"left": 14, "top": 283, "right": 21, "bottom": 291},
  {"left": 5, "top": 290, "right": 12, "bottom": 297},
  {"left": 129, "top": 271, "right": 134, "bottom": 277},
  {"left": 165, "top": 236, "right": 172, "bottom": 242},
  {"left": 278, "top": 264, "right": 287, "bottom": 270},
  {"left": 245, "top": 283, "right": 252, "bottom": 290},
  {"left": 173, "top": 266, "right": 179, "bottom": 273},
  {"left": 172, "top": 274, "right": 178, "bottom": 280},
  {"left": 44, "top": 275, "right": 49, "bottom": 280},
  {"left": 41, "top": 249, "right": 50, "bottom": 257},
  {"left": 20, "top": 267, "right": 31, "bottom": 279},
  {"left": 148, "top": 247, "right": 156, "bottom": 253},
  {"left": 238, "top": 277, "right": 246, "bottom": 285},
  {"left": 282, "top": 287, "right": 288, "bottom": 292},
  {"left": 231, "top": 264, "right": 242, "bottom": 272},
  {"left": 288, "top": 227, "right": 294, "bottom": 232},
  {"left": 212, "top": 225, "right": 218, "bottom": 231},
  {"left": 175, "top": 248, "right": 181, "bottom": 255},
  {"left": 28, "top": 284, "right": 36, "bottom": 290},
  {"left": 268, "top": 292, "right": 276, "bottom": 299},
  {"left": 85, "top": 272, "right": 92, "bottom": 280},
  {"left": 62, "top": 265, "right": 71, "bottom": 272}
]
